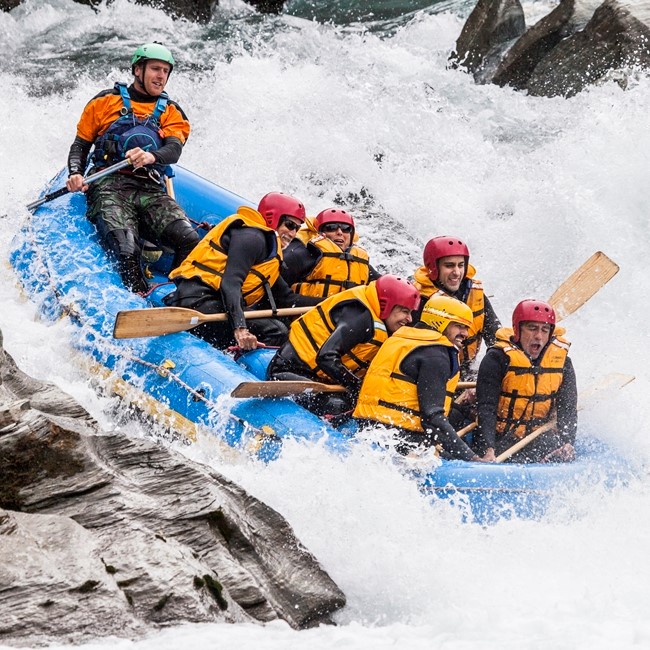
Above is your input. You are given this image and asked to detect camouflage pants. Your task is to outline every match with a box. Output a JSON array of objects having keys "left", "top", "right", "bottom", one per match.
[{"left": 86, "top": 172, "right": 189, "bottom": 241}]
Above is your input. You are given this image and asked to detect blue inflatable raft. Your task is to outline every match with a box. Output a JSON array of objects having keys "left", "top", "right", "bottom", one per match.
[{"left": 10, "top": 166, "right": 631, "bottom": 525}]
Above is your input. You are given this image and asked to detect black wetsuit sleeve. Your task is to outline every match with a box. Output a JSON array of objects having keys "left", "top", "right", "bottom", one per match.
[
  {"left": 67, "top": 136, "right": 93, "bottom": 176},
  {"left": 220, "top": 228, "right": 270, "bottom": 330},
  {"left": 315, "top": 302, "right": 376, "bottom": 392},
  {"left": 152, "top": 136, "right": 183, "bottom": 165},
  {"left": 280, "top": 240, "right": 319, "bottom": 286},
  {"left": 402, "top": 346, "right": 477, "bottom": 461},
  {"left": 368, "top": 264, "right": 381, "bottom": 282},
  {"left": 556, "top": 357, "right": 578, "bottom": 444},
  {"left": 271, "top": 276, "right": 322, "bottom": 308},
  {"left": 475, "top": 347, "right": 509, "bottom": 450},
  {"left": 482, "top": 295, "right": 501, "bottom": 347}
]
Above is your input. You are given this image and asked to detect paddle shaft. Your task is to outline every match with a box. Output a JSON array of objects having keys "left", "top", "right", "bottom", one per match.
[
  {"left": 165, "top": 175, "right": 176, "bottom": 199},
  {"left": 457, "top": 420, "right": 478, "bottom": 438},
  {"left": 113, "top": 305, "right": 313, "bottom": 339},
  {"left": 27, "top": 159, "right": 132, "bottom": 211},
  {"left": 494, "top": 420, "right": 557, "bottom": 463}
]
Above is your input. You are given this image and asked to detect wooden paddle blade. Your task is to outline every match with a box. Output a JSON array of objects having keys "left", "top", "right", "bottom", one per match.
[
  {"left": 231, "top": 381, "right": 347, "bottom": 399},
  {"left": 113, "top": 307, "right": 224, "bottom": 338},
  {"left": 548, "top": 251, "right": 619, "bottom": 321},
  {"left": 113, "top": 306, "right": 313, "bottom": 339}
]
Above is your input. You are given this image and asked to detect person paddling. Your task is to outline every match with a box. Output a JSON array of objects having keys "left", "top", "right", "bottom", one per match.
[
  {"left": 267, "top": 275, "right": 420, "bottom": 418},
  {"left": 354, "top": 294, "right": 490, "bottom": 461},
  {"left": 473, "top": 299, "right": 578, "bottom": 463},
  {"left": 165, "top": 192, "right": 321, "bottom": 351},
  {"left": 66, "top": 42, "right": 200, "bottom": 294}
]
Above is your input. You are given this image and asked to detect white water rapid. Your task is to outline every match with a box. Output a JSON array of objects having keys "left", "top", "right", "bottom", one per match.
[{"left": 1, "top": 1, "right": 649, "bottom": 648}]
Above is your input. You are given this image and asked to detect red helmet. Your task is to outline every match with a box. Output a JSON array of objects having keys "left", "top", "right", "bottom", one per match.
[
  {"left": 315, "top": 208, "right": 355, "bottom": 233},
  {"left": 512, "top": 299, "right": 556, "bottom": 340},
  {"left": 375, "top": 275, "right": 421, "bottom": 319},
  {"left": 258, "top": 192, "right": 306, "bottom": 230},
  {"left": 423, "top": 236, "right": 470, "bottom": 281}
]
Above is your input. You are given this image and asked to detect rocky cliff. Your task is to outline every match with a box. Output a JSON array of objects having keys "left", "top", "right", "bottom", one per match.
[{"left": 0, "top": 328, "right": 345, "bottom": 645}]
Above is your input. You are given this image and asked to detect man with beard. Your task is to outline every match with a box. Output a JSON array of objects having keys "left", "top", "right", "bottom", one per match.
[{"left": 354, "top": 294, "right": 490, "bottom": 461}]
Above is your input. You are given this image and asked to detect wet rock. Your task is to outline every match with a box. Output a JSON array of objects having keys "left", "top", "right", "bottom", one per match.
[
  {"left": 143, "top": 0, "right": 213, "bottom": 22},
  {"left": 0, "top": 0, "right": 20, "bottom": 11},
  {"left": 454, "top": 0, "right": 650, "bottom": 97},
  {"left": 526, "top": 0, "right": 650, "bottom": 97},
  {"left": 246, "top": 0, "right": 285, "bottom": 13},
  {"left": 0, "top": 328, "right": 345, "bottom": 645},
  {"left": 491, "top": 0, "right": 600, "bottom": 90},
  {"left": 449, "top": 0, "right": 526, "bottom": 79},
  {"left": 0, "top": 329, "right": 89, "bottom": 420}
]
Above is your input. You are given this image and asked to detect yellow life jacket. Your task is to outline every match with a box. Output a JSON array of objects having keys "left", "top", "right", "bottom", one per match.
[
  {"left": 288, "top": 282, "right": 388, "bottom": 380},
  {"left": 169, "top": 206, "right": 282, "bottom": 307},
  {"left": 292, "top": 235, "right": 370, "bottom": 298},
  {"left": 412, "top": 263, "right": 485, "bottom": 363},
  {"left": 295, "top": 217, "right": 319, "bottom": 245},
  {"left": 494, "top": 327, "right": 570, "bottom": 439},
  {"left": 353, "top": 327, "right": 458, "bottom": 432}
]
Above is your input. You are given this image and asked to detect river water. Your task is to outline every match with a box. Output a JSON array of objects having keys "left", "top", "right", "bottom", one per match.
[{"left": 1, "top": 1, "right": 649, "bottom": 648}]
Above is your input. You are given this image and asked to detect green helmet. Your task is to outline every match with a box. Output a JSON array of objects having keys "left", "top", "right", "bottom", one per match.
[{"left": 131, "top": 42, "right": 175, "bottom": 74}]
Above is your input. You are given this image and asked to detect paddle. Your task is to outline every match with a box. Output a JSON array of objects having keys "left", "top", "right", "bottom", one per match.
[
  {"left": 494, "top": 372, "right": 635, "bottom": 463},
  {"left": 457, "top": 420, "right": 478, "bottom": 438},
  {"left": 113, "top": 306, "right": 313, "bottom": 339},
  {"left": 165, "top": 175, "right": 176, "bottom": 199},
  {"left": 232, "top": 381, "right": 346, "bottom": 399},
  {"left": 231, "top": 380, "right": 477, "bottom": 399},
  {"left": 232, "top": 251, "right": 619, "bottom": 399},
  {"left": 548, "top": 251, "right": 619, "bottom": 320},
  {"left": 26, "top": 159, "right": 132, "bottom": 211},
  {"left": 494, "top": 420, "right": 557, "bottom": 463}
]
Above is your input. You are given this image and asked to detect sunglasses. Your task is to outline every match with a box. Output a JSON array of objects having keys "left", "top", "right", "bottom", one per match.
[
  {"left": 280, "top": 216, "right": 302, "bottom": 232},
  {"left": 320, "top": 223, "right": 353, "bottom": 234}
]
